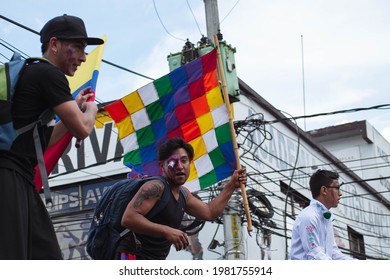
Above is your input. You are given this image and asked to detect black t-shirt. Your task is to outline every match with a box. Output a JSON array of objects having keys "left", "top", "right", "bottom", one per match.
[
  {"left": 116, "top": 188, "right": 187, "bottom": 260},
  {"left": 0, "top": 59, "right": 73, "bottom": 180}
]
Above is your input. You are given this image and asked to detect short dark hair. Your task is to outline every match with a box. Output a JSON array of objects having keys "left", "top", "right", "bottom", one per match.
[
  {"left": 41, "top": 42, "right": 49, "bottom": 55},
  {"left": 309, "top": 169, "right": 339, "bottom": 198},
  {"left": 158, "top": 137, "right": 194, "bottom": 162}
]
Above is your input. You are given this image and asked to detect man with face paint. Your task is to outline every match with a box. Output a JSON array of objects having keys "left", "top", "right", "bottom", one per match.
[
  {"left": 0, "top": 15, "right": 103, "bottom": 259},
  {"left": 290, "top": 169, "right": 354, "bottom": 260},
  {"left": 116, "top": 137, "right": 247, "bottom": 260}
]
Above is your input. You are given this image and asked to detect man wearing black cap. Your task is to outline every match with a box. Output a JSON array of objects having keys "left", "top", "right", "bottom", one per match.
[{"left": 0, "top": 15, "right": 104, "bottom": 259}]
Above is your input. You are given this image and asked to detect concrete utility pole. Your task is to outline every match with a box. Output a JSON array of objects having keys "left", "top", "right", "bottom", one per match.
[
  {"left": 223, "top": 193, "right": 246, "bottom": 259},
  {"left": 204, "top": 0, "right": 220, "bottom": 42},
  {"left": 204, "top": 0, "right": 246, "bottom": 260}
]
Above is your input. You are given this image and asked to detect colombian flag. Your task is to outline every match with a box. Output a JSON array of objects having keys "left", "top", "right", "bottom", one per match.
[
  {"left": 105, "top": 49, "right": 236, "bottom": 192},
  {"left": 34, "top": 35, "right": 106, "bottom": 192}
]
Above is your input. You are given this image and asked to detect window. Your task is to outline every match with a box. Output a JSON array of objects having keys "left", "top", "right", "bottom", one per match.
[
  {"left": 348, "top": 226, "right": 366, "bottom": 260},
  {"left": 280, "top": 181, "right": 310, "bottom": 218}
]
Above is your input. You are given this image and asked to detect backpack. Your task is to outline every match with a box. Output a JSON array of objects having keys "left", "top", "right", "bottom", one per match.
[
  {"left": 86, "top": 175, "right": 187, "bottom": 260},
  {"left": 0, "top": 52, "right": 53, "bottom": 205}
]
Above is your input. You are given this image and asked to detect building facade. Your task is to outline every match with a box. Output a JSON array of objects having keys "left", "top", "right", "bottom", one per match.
[{"left": 43, "top": 80, "right": 390, "bottom": 260}]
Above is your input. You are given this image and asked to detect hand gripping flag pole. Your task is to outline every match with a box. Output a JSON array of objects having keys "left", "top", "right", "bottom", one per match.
[{"left": 214, "top": 35, "right": 253, "bottom": 234}]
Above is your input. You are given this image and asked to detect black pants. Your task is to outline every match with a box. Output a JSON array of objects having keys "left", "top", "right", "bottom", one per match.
[{"left": 0, "top": 167, "right": 62, "bottom": 259}]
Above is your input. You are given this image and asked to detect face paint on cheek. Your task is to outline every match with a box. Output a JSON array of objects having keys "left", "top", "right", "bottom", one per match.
[
  {"left": 166, "top": 155, "right": 184, "bottom": 178},
  {"left": 167, "top": 159, "right": 176, "bottom": 170},
  {"left": 166, "top": 156, "right": 179, "bottom": 176}
]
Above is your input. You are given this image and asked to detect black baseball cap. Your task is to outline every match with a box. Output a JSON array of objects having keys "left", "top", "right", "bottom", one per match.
[{"left": 40, "top": 14, "right": 104, "bottom": 45}]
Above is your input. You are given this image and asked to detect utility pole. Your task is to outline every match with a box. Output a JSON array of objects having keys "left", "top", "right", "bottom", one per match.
[
  {"left": 204, "top": 0, "right": 246, "bottom": 260},
  {"left": 223, "top": 192, "right": 246, "bottom": 259},
  {"left": 204, "top": 0, "right": 220, "bottom": 43}
]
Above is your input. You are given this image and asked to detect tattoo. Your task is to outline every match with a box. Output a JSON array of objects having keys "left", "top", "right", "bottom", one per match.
[{"left": 133, "top": 183, "right": 163, "bottom": 208}]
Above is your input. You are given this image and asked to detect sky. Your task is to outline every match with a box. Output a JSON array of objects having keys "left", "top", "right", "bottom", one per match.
[
  {"left": 1, "top": 1, "right": 389, "bottom": 264},
  {"left": 1, "top": 0, "right": 390, "bottom": 142}
]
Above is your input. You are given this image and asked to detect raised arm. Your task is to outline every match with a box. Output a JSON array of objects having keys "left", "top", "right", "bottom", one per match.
[
  {"left": 185, "top": 168, "right": 246, "bottom": 221},
  {"left": 49, "top": 87, "right": 97, "bottom": 146}
]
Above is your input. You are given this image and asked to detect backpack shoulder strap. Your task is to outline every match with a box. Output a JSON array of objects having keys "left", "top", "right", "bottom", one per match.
[
  {"left": 179, "top": 187, "right": 188, "bottom": 209},
  {"left": 145, "top": 176, "right": 171, "bottom": 219},
  {"left": 142, "top": 176, "right": 188, "bottom": 216},
  {"left": 17, "top": 56, "right": 53, "bottom": 206},
  {"left": 25, "top": 57, "right": 50, "bottom": 65},
  {"left": 14, "top": 56, "right": 54, "bottom": 135}
]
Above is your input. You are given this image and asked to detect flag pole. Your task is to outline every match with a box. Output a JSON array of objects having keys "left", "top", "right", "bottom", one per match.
[{"left": 213, "top": 35, "right": 253, "bottom": 234}]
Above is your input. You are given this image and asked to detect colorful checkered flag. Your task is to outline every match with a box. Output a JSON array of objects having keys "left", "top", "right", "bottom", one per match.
[{"left": 105, "top": 49, "right": 236, "bottom": 192}]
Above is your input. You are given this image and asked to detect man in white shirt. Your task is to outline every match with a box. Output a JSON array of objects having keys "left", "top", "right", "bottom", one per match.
[{"left": 290, "top": 169, "right": 354, "bottom": 260}]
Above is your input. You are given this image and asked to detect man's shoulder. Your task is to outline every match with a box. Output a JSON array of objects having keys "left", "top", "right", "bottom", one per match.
[
  {"left": 24, "top": 59, "right": 62, "bottom": 78},
  {"left": 27, "top": 58, "right": 55, "bottom": 69},
  {"left": 296, "top": 204, "right": 319, "bottom": 221},
  {"left": 142, "top": 175, "right": 167, "bottom": 184},
  {"left": 139, "top": 177, "right": 168, "bottom": 193}
]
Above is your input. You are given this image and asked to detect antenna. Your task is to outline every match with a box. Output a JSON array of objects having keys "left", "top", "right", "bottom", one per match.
[{"left": 301, "top": 35, "right": 307, "bottom": 130}]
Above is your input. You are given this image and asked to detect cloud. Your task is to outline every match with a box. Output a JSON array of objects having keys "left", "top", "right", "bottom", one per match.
[{"left": 2, "top": 0, "right": 390, "bottom": 142}]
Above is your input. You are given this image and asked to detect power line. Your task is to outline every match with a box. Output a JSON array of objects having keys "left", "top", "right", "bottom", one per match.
[
  {"left": 266, "top": 104, "right": 390, "bottom": 124},
  {"left": 152, "top": 0, "right": 186, "bottom": 42},
  {"left": 0, "top": 14, "right": 154, "bottom": 81},
  {"left": 236, "top": 121, "right": 390, "bottom": 251},
  {"left": 236, "top": 116, "right": 390, "bottom": 203},
  {"left": 0, "top": 39, "right": 28, "bottom": 59},
  {"left": 186, "top": 0, "right": 203, "bottom": 37},
  {"left": 0, "top": 15, "right": 38, "bottom": 34},
  {"left": 46, "top": 108, "right": 389, "bottom": 213},
  {"left": 4, "top": 14, "right": 390, "bottom": 189},
  {"left": 220, "top": 0, "right": 241, "bottom": 25},
  {"left": 3, "top": 13, "right": 389, "bottom": 259}
]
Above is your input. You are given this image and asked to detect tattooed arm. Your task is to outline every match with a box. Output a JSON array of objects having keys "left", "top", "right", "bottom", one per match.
[
  {"left": 121, "top": 179, "right": 164, "bottom": 231},
  {"left": 121, "top": 179, "right": 189, "bottom": 250}
]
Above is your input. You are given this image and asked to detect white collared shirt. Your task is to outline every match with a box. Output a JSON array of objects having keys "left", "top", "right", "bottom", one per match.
[{"left": 290, "top": 199, "right": 353, "bottom": 260}]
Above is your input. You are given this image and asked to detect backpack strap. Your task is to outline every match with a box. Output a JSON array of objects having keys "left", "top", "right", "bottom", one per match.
[
  {"left": 179, "top": 187, "right": 188, "bottom": 208},
  {"left": 32, "top": 124, "right": 52, "bottom": 206},
  {"left": 15, "top": 109, "right": 53, "bottom": 136},
  {"left": 14, "top": 108, "right": 54, "bottom": 206},
  {"left": 15, "top": 57, "right": 54, "bottom": 206},
  {"left": 146, "top": 176, "right": 171, "bottom": 218}
]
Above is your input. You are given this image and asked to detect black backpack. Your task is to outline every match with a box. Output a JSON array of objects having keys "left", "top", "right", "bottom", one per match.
[{"left": 86, "top": 175, "right": 186, "bottom": 259}]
